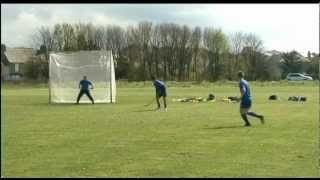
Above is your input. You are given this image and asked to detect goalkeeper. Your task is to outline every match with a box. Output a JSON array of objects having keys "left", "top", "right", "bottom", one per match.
[{"left": 76, "top": 76, "right": 95, "bottom": 104}]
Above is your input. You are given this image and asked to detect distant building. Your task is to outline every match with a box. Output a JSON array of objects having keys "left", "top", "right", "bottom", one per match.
[
  {"left": 264, "top": 50, "right": 310, "bottom": 63},
  {"left": 262, "top": 50, "right": 284, "bottom": 62},
  {"left": 263, "top": 50, "right": 282, "bottom": 57},
  {"left": 1, "top": 47, "right": 36, "bottom": 81}
]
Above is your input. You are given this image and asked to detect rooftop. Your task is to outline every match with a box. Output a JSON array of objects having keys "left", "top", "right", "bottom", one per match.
[{"left": 5, "top": 47, "right": 35, "bottom": 63}]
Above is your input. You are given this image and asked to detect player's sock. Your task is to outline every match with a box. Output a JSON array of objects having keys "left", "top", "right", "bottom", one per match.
[
  {"left": 247, "top": 112, "right": 261, "bottom": 118},
  {"left": 248, "top": 112, "right": 264, "bottom": 124}
]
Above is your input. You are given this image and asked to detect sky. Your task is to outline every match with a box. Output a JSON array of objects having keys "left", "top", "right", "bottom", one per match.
[{"left": 1, "top": 3, "right": 319, "bottom": 56}]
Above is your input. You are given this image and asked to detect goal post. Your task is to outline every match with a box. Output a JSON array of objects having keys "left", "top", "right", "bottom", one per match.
[{"left": 49, "top": 50, "right": 116, "bottom": 104}]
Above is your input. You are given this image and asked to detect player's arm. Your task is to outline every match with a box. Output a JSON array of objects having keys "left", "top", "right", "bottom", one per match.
[{"left": 239, "top": 84, "right": 245, "bottom": 99}]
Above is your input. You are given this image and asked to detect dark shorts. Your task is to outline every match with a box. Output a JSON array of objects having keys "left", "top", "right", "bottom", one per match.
[
  {"left": 156, "top": 88, "right": 167, "bottom": 97},
  {"left": 80, "top": 89, "right": 90, "bottom": 94},
  {"left": 240, "top": 99, "right": 252, "bottom": 109}
]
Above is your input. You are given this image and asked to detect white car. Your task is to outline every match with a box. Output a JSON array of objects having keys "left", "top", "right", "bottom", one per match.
[{"left": 286, "top": 73, "right": 313, "bottom": 81}]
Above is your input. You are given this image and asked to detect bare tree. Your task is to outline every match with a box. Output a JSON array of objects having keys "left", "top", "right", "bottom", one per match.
[
  {"left": 177, "top": 25, "right": 191, "bottom": 81},
  {"left": 73, "top": 23, "right": 87, "bottom": 50},
  {"left": 28, "top": 21, "right": 280, "bottom": 82},
  {"left": 242, "top": 33, "right": 264, "bottom": 80},
  {"left": 158, "top": 23, "right": 170, "bottom": 80},
  {"left": 150, "top": 24, "right": 162, "bottom": 78},
  {"left": 190, "top": 26, "right": 202, "bottom": 81},
  {"left": 105, "top": 25, "right": 126, "bottom": 60},
  {"left": 203, "top": 28, "right": 229, "bottom": 81},
  {"left": 128, "top": 22, "right": 153, "bottom": 81},
  {"left": 32, "top": 26, "right": 54, "bottom": 60},
  {"left": 53, "top": 24, "right": 64, "bottom": 51},
  {"left": 229, "top": 31, "right": 245, "bottom": 79},
  {"left": 85, "top": 23, "right": 97, "bottom": 50},
  {"left": 61, "top": 23, "right": 76, "bottom": 51}
]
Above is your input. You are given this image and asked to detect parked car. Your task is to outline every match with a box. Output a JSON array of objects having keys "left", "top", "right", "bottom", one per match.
[{"left": 286, "top": 73, "right": 313, "bottom": 81}]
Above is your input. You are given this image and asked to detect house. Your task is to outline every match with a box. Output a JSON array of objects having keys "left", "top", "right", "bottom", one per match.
[
  {"left": 1, "top": 47, "right": 35, "bottom": 81},
  {"left": 264, "top": 50, "right": 310, "bottom": 63},
  {"left": 263, "top": 50, "right": 282, "bottom": 57},
  {"left": 263, "top": 50, "right": 284, "bottom": 62}
]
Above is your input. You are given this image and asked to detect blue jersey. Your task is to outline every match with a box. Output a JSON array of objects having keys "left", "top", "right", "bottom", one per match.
[
  {"left": 154, "top": 80, "right": 166, "bottom": 90},
  {"left": 239, "top": 79, "right": 251, "bottom": 103},
  {"left": 79, "top": 79, "right": 93, "bottom": 90}
]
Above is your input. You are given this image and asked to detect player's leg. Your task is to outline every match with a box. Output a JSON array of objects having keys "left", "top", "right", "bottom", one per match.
[
  {"left": 245, "top": 100, "right": 264, "bottom": 124},
  {"left": 247, "top": 111, "right": 264, "bottom": 124},
  {"left": 85, "top": 90, "right": 94, "bottom": 104},
  {"left": 240, "top": 107, "right": 251, "bottom": 126},
  {"left": 156, "top": 95, "right": 161, "bottom": 110},
  {"left": 76, "top": 90, "right": 85, "bottom": 104},
  {"left": 163, "top": 88, "right": 167, "bottom": 110}
]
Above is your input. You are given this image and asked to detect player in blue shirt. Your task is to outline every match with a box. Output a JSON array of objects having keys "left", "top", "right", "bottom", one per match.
[
  {"left": 76, "top": 76, "right": 94, "bottom": 104},
  {"left": 151, "top": 76, "right": 167, "bottom": 111},
  {"left": 238, "top": 71, "right": 264, "bottom": 127}
]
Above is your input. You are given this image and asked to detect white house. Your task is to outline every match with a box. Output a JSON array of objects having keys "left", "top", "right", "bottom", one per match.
[{"left": 2, "top": 48, "right": 35, "bottom": 81}]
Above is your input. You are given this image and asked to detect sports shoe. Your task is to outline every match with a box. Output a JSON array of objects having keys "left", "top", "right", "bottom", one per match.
[{"left": 244, "top": 123, "right": 251, "bottom": 127}]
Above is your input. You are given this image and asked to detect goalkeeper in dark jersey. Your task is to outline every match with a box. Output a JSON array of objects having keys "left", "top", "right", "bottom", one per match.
[{"left": 76, "top": 76, "right": 94, "bottom": 104}]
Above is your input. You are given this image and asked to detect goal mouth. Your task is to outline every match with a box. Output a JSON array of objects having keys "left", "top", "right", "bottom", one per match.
[{"left": 49, "top": 50, "right": 116, "bottom": 104}]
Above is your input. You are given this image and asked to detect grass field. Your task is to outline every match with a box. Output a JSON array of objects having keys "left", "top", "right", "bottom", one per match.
[{"left": 1, "top": 81, "right": 319, "bottom": 177}]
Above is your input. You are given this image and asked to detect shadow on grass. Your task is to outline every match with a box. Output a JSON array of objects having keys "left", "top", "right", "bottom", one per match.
[
  {"left": 52, "top": 103, "right": 112, "bottom": 106},
  {"left": 30, "top": 102, "right": 112, "bottom": 107},
  {"left": 203, "top": 125, "right": 244, "bottom": 130},
  {"left": 132, "top": 109, "right": 156, "bottom": 112}
]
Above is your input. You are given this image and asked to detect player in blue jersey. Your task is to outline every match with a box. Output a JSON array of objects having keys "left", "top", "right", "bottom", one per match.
[
  {"left": 237, "top": 71, "right": 264, "bottom": 127},
  {"left": 76, "top": 76, "right": 94, "bottom": 104},
  {"left": 151, "top": 76, "right": 167, "bottom": 111}
]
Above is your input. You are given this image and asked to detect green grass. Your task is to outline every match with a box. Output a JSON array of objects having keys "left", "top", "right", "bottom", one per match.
[{"left": 1, "top": 81, "right": 319, "bottom": 177}]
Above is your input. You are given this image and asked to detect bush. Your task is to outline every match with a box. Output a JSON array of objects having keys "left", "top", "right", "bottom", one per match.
[{"left": 24, "top": 56, "right": 48, "bottom": 82}]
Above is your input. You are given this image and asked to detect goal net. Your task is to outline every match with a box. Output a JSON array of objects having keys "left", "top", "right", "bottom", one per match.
[{"left": 49, "top": 50, "right": 116, "bottom": 103}]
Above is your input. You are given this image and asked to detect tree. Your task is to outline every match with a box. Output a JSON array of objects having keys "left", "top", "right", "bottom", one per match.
[
  {"left": 190, "top": 26, "right": 202, "bottom": 81},
  {"left": 150, "top": 24, "right": 162, "bottom": 78},
  {"left": 53, "top": 24, "right": 64, "bottom": 51},
  {"left": 203, "top": 28, "right": 229, "bottom": 81},
  {"left": 24, "top": 55, "right": 48, "bottom": 81},
  {"left": 177, "top": 25, "right": 191, "bottom": 81},
  {"left": 32, "top": 26, "right": 54, "bottom": 60},
  {"left": 89, "top": 24, "right": 98, "bottom": 50},
  {"left": 124, "top": 22, "right": 154, "bottom": 81},
  {"left": 229, "top": 32, "right": 245, "bottom": 80},
  {"left": 62, "top": 23, "right": 76, "bottom": 51},
  {"left": 74, "top": 23, "right": 87, "bottom": 50},
  {"left": 242, "top": 33, "right": 264, "bottom": 80},
  {"left": 256, "top": 53, "right": 282, "bottom": 81},
  {"left": 31, "top": 26, "right": 53, "bottom": 81},
  {"left": 306, "top": 52, "right": 319, "bottom": 79},
  {"left": 94, "top": 25, "right": 104, "bottom": 50},
  {"left": 280, "top": 50, "right": 305, "bottom": 78},
  {"left": 29, "top": 21, "right": 313, "bottom": 82}
]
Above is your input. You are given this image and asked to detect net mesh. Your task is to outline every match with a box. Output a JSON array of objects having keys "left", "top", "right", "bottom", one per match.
[{"left": 49, "top": 50, "right": 116, "bottom": 103}]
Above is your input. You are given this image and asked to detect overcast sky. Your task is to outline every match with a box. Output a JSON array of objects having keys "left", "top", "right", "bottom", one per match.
[{"left": 1, "top": 3, "right": 319, "bottom": 56}]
